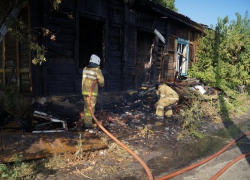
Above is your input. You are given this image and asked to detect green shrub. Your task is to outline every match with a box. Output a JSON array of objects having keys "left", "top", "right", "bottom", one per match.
[
  {"left": 189, "top": 12, "right": 250, "bottom": 94},
  {"left": 180, "top": 94, "right": 206, "bottom": 138},
  {"left": 0, "top": 155, "right": 25, "bottom": 180}
]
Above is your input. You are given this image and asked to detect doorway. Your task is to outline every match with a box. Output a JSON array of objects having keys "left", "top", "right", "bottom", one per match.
[
  {"left": 79, "top": 17, "right": 104, "bottom": 69},
  {"left": 136, "top": 31, "right": 154, "bottom": 87}
]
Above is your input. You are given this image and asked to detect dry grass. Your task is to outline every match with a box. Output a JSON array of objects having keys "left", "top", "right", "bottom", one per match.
[{"left": 0, "top": 133, "right": 131, "bottom": 179}]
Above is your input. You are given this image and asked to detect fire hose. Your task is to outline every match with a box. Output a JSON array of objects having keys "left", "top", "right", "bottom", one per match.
[
  {"left": 155, "top": 131, "right": 250, "bottom": 180},
  {"left": 88, "top": 80, "right": 250, "bottom": 180},
  {"left": 88, "top": 80, "right": 154, "bottom": 180}
]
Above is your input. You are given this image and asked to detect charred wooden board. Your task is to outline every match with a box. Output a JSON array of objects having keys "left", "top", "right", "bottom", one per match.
[{"left": 0, "top": 132, "right": 107, "bottom": 163}]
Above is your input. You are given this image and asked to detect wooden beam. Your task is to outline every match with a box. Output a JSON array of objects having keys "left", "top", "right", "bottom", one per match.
[
  {"left": 16, "top": 41, "right": 20, "bottom": 91},
  {"left": 28, "top": 3, "right": 32, "bottom": 94},
  {"left": 20, "top": 68, "right": 30, "bottom": 73},
  {"left": 3, "top": 38, "right": 6, "bottom": 84},
  {"left": 42, "top": 0, "right": 49, "bottom": 96},
  {"left": 0, "top": 132, "right": 107, "bottom": 163}
]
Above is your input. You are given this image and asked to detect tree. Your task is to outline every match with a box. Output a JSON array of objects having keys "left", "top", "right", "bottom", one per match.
[
  {"left": 188, "top": 11, "right": 250, "bottom": 93},
  {"left": 150, "top": 0, "right": 178, "bottom": 12}
]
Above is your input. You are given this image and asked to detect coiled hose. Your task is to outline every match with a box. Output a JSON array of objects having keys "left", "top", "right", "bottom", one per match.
[{"left": 88, "top": 80, "right": 250, "bottom": 180}]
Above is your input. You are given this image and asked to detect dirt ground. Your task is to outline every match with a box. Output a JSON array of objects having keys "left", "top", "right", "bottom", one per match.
[
  {"left": 1, "top": 87, "right": 250, "bottom": 180},
  {"left": 27, "top": 104, "right": 250, "bottom": 180},
  {"left": 170, "top": 107, "right": 250, "bottom": 180}
]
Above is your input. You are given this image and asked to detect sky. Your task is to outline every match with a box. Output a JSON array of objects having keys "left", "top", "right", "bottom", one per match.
[{"left": 175, "top": 0, "right": 250, "bottom": 27}]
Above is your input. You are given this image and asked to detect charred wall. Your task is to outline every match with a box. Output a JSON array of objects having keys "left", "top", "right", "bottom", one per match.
[
  {"left": 106, "top": 0, "right": 124, "bottom": 91},
  {"left": 0, "top": 4, "right": 32, "bottom": 94},
  {"left": 27, "top": 0, "right": 204, "bottom": 96}
]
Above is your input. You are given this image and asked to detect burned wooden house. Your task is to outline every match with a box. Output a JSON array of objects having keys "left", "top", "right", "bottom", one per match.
[{"left": 0, "top": 0, "right": 205, "bottom": 96}]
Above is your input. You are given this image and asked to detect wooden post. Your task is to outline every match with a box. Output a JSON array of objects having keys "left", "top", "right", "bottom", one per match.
[
  {"left": 152, "top": 36, "right": 158, "bottom": 84},
  {"left": 42, "top": 0, "right": 49, "bottom": 96},
  {"left": 3, "top": 38, "right": 6, "bottom": 84},
  {"left": 16, "top": 41, "right": 20, "bottom": 92},
  {"left": 104, "top": 21, "right": 109, "bottom": 91},
  {"left": 28, "top": 3, "right": 32, "bottom": 93}
]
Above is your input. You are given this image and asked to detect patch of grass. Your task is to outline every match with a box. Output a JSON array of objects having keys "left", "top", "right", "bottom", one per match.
[
  {"left": 44, "top": 154, "right": 68, "bottom": 170},
  {"left": 0, "top": 154, "right": 34, "bottom": 180},
  {"left": 214, "top": 92, "right": 250, "bottom": 121},
  {"left": 0, "top": 84, "right": 19, "bottom": 113},
  {"left": 107, "top": 142, "right": 129, "bottom": 160},
  {"left": 0, "top": 164, "right": 18, "bottom": 180},
  {"left": 0, "top": 83, "right": 31, "bottom": 116},
  {"left": 180, "top": 88, "right": 250, "bottom": 139},
  {"left": 74, "top": 133, "right": 84, "bottom": 160},
  {"left": 180, "top": 93, "right": 207, "bottom": 139}
]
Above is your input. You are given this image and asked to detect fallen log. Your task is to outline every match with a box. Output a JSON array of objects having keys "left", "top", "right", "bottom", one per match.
[{"left": 0, "top": 132, "right": 107, "bottom": 163}]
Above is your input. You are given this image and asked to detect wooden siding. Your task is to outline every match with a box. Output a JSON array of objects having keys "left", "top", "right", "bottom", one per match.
[
  {"left": 47, "top": 9, "right": 76, "bottom": 63},
  {"left": 188, "top": 44, "right": 194, "bottom": 68},
  {"left": 0, "top": 41, "right": 3, "bottom": 84},
  {"left": 105, "top": 0, "right": 124, "bottom": 91},
  {"left": 155, "top": 19, "right": 166, "bottom": 34},
  {"left": 5, "top": 34, "right": 17, "bottom": 70},
  {"left": 0, "top": 42, "right": 3, "bottom": 69},
  {"left": 46, "top": 4, "right": 76, "bottom": 94},
  {"left": 107, "top": 25, "right": 123, "bottom": 91},
  {"left": 30, "top": 0, "right": 43, "bottom": 95},
  {"left": 138, "top": 12, "right": 154, "bottom": 30},
  {"left": 155, "top": 40, "right": 164, "bottom": 82},
  {"left": 19, "top": 40, "right": 29, "bottom": 69},
  {"left": 136, "top": 31, "right": 154, "bottom": 87},
  {"left": 125, "top": 5, "right": 137, "bottom": 25},
  {"left": 78, "top": 0, "right": 107, "bottom": 18},
  {"left": 0, "top": 0, "right": 204, "bottom": 95},
  {"left": 0, "top": 41, "right": 2, "bottom": 83},
  {"left": 5, "top": 34, "right": 17, "bottom": 85},
  {"left": 124, "top": 26, "right": 137, "bottom": 90},
  {"left": 19, "top": 37, "right": 31, "bottom": 93},
  {"left": 60, "top": 0, "right": 76, "bottom": 10},
  {"left": 166, "top": 36, "right": 177, "bottom": 81},
  {"left": 176, "top": 26, "right": 188, "bottom": 40},
  {"left": 47, "top": 63, "right": 76, "bottom": 94}
]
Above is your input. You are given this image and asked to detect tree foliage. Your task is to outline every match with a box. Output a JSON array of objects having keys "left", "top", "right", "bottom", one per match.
[
  {"left": 150, "top": 0, "right": 178, "bottom": 12},
  {"left": 188, "top": 11, "right": 250, "bottom": 93}
]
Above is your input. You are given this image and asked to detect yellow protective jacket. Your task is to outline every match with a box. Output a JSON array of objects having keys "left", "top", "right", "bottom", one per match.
[
  {"left": 82, "top": 67, "right": 104, "bottom": 96},
  {"left": 158, "top": 83, "right": 179, "bottom": 100}
]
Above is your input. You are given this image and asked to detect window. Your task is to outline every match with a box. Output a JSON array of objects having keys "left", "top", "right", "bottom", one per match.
[
  {"left": 0, "top": 6, "right": 31, "bottom": 93},
  {"left": 176, "top": 38, "right": 189, "bottom": 76}
]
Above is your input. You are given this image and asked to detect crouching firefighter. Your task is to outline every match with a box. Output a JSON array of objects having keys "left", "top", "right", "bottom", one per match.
[
  {"left": 155, "top": 82, "right": 179, "bottom": 119},
  {"left": 70, "top": 54, "right": 104, "bottom": 132}
]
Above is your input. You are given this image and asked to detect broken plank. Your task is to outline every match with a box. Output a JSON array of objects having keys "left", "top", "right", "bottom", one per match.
[{"left": 0, "top": 132, "right": 107, "bottom": 163}]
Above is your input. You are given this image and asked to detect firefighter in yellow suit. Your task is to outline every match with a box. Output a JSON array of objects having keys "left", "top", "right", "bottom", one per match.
[
  {"left": 155, "top": 82, "right": 179, "bottom": 118},
  {"left": 82, "top": 54, "right": 105, "bottom": 128}
]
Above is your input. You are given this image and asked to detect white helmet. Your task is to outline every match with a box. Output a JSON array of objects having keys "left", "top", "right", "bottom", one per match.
[{"left": 89, "top": 54, "right": 101, "bottom": 65}]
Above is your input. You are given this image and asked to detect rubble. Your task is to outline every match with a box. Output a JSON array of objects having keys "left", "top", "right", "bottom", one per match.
[
  {"left": 32, "top": 110, "right": 68, "bottom": 133},
  {"left": 0, "top": 77, "right": 226, "bottom": 163}
]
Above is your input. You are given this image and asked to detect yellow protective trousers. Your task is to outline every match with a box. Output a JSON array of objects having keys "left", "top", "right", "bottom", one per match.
[
  {"left": 156, "top": 97, "right": 178, "bottom": 117},
  {"left": 83, "top": 95, "right": 97, "bottom": 127}
]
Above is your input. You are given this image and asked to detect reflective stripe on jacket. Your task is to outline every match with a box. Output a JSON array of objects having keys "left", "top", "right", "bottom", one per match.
[{"left": 82, "top": 67, "right": 104, "bottom": 96}]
